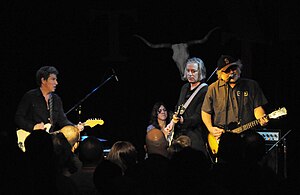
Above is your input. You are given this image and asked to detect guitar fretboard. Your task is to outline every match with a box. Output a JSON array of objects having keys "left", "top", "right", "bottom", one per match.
[{"left": 229, "top": 119, "right": 260, "bottom": 134}]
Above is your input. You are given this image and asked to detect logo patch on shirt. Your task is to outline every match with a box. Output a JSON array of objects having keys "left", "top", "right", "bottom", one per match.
[
  {"left": 237, "top": 91, "right": 249, "bottom": 97},
  {"left": 224, "top": 58, "right": 230, "bottom": 64}
]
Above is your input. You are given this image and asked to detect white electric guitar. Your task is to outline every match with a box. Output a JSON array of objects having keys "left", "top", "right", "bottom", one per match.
[
  {"left": 17, "top": 118, "right": 104, "bottom": 152},
  {"left": 166, "top": 104, "right": 185, "bottom": 146}
]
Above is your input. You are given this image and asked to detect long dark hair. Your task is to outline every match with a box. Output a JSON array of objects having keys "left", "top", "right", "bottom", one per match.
[{"left": 148, "top": 101, "right": 172, "bottom": 129}]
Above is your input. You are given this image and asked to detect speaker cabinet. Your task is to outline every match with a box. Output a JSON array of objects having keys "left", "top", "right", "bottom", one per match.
[
  {"left": 257, "top": 129, "right": 289, "bottom": 179},
  {"left": 262, "top": 138, "right": 287, "bottom": 179}
]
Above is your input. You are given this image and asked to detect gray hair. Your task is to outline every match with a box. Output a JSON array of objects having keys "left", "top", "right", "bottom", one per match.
[{"left": 183, "top": 57, "right": 206, "bottom": 81}]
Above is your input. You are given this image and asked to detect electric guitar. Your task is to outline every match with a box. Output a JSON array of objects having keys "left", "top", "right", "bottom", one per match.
[
  {"left": 166, "top": 104, "right": 185, "bottom": 146},
  {"left": 207, "top": 107, "right": 287, "bottom": 158},
  {"left": 17, "top": 118, "right": 104, "bottom": 152}
]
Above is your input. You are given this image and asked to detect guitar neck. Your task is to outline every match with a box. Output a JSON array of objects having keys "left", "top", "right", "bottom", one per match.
[
  {"left": 229, "top": 115, "right": 270, "bottom": 134},
  {"left": 230, "top": 120, "right": 259, "bottom": 134},
  {"left": 222, "top": 107, "right": 287, "bottom": 134}
]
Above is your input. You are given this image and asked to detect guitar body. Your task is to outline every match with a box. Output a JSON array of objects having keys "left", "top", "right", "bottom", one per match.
[
  {"left": 17, "top": 130, "right": 31, "bottom": 152},
  {"left": 16, "top": 118, "right": 104, "bottom": 152},
  {"left": 17, "top": 123, "right": 52, "bottom": 152},
  {"left": 207, "top": 133, "right": 219, "bottom": 155}
]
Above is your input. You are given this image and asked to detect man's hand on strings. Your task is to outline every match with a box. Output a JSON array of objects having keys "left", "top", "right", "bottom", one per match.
[
  {"left": 209, "top": 126, "right": 224, "bottom": 140},
  {"left": 76, "top": 122, "right": 85, "bottom": 132},
  {"left": 172, "top": 113, "right": 183, "bottom": 124},
  {"left": 172, "top": 114, "right": 180, "bottom": 123},
  {"left": 33, "top": 122, "right": 46, "bottom": 130},
  {"left": 163, "top": 122, "right": 173, "bottom": 136}
]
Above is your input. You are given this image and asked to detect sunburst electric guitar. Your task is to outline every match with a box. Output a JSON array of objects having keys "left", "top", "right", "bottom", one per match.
[
  {"left": 207, "top": 107, "right": 287, "bottom": 158},
  {"left": 17, "top": 118, "right": 104, "bottom": 152}
]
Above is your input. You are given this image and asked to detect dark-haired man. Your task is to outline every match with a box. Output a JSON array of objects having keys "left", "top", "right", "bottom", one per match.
[{"left": 15, "top": 66, "right": 83, "bottom": 151}]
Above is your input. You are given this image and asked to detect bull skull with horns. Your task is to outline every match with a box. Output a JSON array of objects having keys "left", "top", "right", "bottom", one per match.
[{"left": 134, "top": 26, "right": 220, "bottom": 80}]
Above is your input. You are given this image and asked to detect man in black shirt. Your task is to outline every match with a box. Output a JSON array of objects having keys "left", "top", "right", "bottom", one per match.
[
  {"left": 164, "top": 57, "right": 208, "bottom": 155},
  {"left": 15, "top": 66, "right": 83, "bottom": 150}
]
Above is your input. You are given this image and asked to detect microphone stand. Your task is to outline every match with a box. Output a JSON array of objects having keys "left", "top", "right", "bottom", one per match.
[
  {"left": 266, "top": 129, "right": 292, "bottom": 179},
  {"left": 266, "top": 129, "right": 291, "bottom": 153},
  {"left": 206, "top": 67, "right": 217, "bottom": 83},
  {"left": 65, "top": 74, "right": 116, "bottom": 117}
]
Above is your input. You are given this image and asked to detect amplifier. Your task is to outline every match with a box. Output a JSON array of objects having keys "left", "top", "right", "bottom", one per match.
[{"left": 257, "top": 129, "right": 281, "bottom": 142}]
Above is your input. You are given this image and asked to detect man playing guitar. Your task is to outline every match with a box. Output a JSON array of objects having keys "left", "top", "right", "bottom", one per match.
[
  {"left": 15, "top": 66, "right": 84, "bottom": 151},
  {"left": 201, "top": 55, "right": 269, "bottom": 161},
  {"left": 164, "top": 57, "right": 208, "bottom": 156}
]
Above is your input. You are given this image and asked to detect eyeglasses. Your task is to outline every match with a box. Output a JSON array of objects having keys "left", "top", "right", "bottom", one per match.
[
  {"left": 222, "top": 66, "right": 238, "bottom": 74},
  {"left": 158, "top": 109, "right": 167, "bottom": 113}
]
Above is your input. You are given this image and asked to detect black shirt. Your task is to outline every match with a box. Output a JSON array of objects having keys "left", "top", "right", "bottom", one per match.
[{"left": 15, "top": 88, "right": 73, "bottom": 132}]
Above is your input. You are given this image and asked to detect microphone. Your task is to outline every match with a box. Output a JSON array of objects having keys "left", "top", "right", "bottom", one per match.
[
  {"left": 112, "top": 68, "right": 119, "bottom": 82},
  {"left": 227, "top": 74, "right": 234, "bottom": 83}
]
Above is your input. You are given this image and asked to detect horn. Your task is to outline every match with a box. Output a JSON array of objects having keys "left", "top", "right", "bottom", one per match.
[
  {"left": 133, "top": 34, "right": 172, "bottom": 48},
  {"left": 187, "top": 26, "right": 221, "bottom": 45}
]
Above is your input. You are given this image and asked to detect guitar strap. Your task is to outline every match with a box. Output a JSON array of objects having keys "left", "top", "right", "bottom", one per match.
[
  {"left": 183, "top": 83, "right": 207, "bottom": 110},
  {"left": 238, "top": 93, "right": 243, "bottom": 126},
  {"left": 49, "top": 93, "right": 54, "bottom": 132},
  {"left": 237, "top": 83, "right": 244, "bottom": 126},
  {"left": 167, "top": 83, "right": 207, "bottom": 145}
]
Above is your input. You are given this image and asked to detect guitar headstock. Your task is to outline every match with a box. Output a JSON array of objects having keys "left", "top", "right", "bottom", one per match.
[
  {"left": 269, "top": 107, "right": 287, "bottom": 119},
  {"left": 84, "top": 118, "right": 104, "bottom": 128}
]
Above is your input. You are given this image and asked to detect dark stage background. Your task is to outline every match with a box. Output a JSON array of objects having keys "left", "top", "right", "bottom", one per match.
[{"left": 1, "top": 1, "right": 299, "bottom": 180}]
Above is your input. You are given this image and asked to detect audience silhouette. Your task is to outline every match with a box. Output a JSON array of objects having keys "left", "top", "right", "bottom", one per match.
[
  {"left": 2, "top": 122, "right": 292, "bottom": 194},
  {"left": 70, "top": 136, "right": 104, "bottom": 195},
  {"left": 131, "top": 128, "right": 171, "bottom": 194},
  {"left": 168, "top": 146, "right": 211, "bottom": 194},
  {"left": 24, "top": 130, "right": 58, "bottom": 194},
  {"left": 93, "top": 159, "right": 123, "bottom": 194}
]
